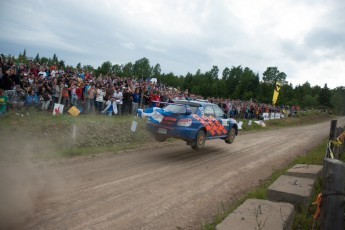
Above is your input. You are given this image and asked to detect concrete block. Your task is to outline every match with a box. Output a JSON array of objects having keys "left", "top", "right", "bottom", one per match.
[
  {"left": 267, "top": 175, "right": 315, "bottom": 206},
  {"left": 216, "top": 199, "right": 294, "bottom": 230},
  {"left": 286, "top": 164, "right": 323, "bottom": 179}
]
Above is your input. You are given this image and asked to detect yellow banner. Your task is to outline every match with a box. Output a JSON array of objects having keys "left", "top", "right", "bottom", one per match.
[{"left": 272, "top": 82, "right": 281, "bottom": 105}]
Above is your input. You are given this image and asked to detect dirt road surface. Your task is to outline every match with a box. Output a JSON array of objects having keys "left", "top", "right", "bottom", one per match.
[{"left": 1, "top": 118, "right": 344, "bottom": 230}]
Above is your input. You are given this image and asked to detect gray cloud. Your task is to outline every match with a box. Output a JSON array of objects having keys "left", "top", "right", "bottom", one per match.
[{"left": 0, "top": 0, "right": 344, "bottom": 88}]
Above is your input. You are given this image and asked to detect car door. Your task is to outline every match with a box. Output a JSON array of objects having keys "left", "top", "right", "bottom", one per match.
[
  {"left": 202, "top": 105, "right": 224, "bottom": 138},
  {"left": 211, "top": 105, "right": 229, "bottom": 136}
]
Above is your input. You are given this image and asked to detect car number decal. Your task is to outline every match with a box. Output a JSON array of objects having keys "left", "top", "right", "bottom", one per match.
[{"left": 192, "top": 114, "right": 228, "bottom": 136}]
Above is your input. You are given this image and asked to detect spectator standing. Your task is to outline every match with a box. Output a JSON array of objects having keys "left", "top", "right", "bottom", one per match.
[
  {"left": 86, "top": 82, "right": 96, "bottom": 113},
  {"left": 122, "top": 87, "right": 132, "bottom": 115},
  {"left": 61, "top": 84, "right": 70, "bottom": 109},
  {"left": 0, "top": 88, "right": 8, "bottom": 116},
  {"left": 0, "top": 67, "right": 13, "bottom": 90},
  {"left": 6, "top": 85, "right": 26, "bottom": 113},
  {"left": 113, "top": 87, "right": 123, "bottom": 115},
  {"left": 70, "top": 82, "right": 78, "bottom": 106},
  {"left": 150, "top": 90, "right": 160, "bottom": 107},
  {"left": 95, "top": 84, "right": 105, "bottom": 113},
  {"left": 132, "top": 87, "right": 140, "bottom": 115},
  {"left": 75, "top": 82, "right": 83, "bottom": 108},
  {"left": 39, "top": 85, "right": 52, "bottom": 111},
  {"left": 142, "top": 86, "right": 150, "bottom": 109}
]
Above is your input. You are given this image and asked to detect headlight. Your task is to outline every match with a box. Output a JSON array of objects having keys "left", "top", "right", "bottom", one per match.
[{"left": 177, "top": 118, "right": 192, "bottom": 126}]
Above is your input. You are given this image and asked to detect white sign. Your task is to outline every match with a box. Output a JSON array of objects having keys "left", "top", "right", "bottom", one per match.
[
  {"left": 262, "top": 112, "right": 281, "bottom": 120},
  {"left": 237, "top": 121, "right": 243, "bottom": 129},
  {"left": 53, "top": 103, "right": 64, "bottom": 115},
  {"left": 131, "top": 120, "right": 138, "bottom": 132}
]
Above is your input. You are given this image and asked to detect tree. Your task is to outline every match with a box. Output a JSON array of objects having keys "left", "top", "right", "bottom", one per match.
[
  {"left": 133, "top": 57, "right": 151, "bottom": 79},
  {"left": 59, "top": 60, "right": 65, "bottom": 68},
  {"left": 76, "top": 62, "right": 82, "bottom": 71},
  {"left": 122, "top": 62, "right": 134, "bottom": 77},
  {"left": 262, "top": 67, "right": 287, "bottom": 85},
  {"left": 330, "top": 87, "right": 345, "bottom": 115},
  {"left": 34, "top": 53, "right": 40, "bottom": 63},
  {"left": 222, "top": 67, "right": 231, "bottom": 80},
  {"left": 319, "top": 84, "right": 332, "bottom": 107},
  {"left": 40, "top": 57, "right": 48, "bottom": 65},
  {"left": 98, "top": 61, "right": 112, "bottom": 75},
  {"left": 112, "top": 64, "right": 122, "bottom": 76},
  {"left": 207, "top": 65, "right": 219, "bottom": 80},
  {"left": 152, "top": 63, "right": 161, "bottom": 79}
]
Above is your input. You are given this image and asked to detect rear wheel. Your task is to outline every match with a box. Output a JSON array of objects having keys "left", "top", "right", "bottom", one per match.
[
  {"left": 154, "top": 134, "right": 167, "bottom": 142},
  {"left": 191, "top": 130, "right": 206, "bottom": 150},
  {"left": 225, "top": 128, "right": 236, "bottom": 144}
]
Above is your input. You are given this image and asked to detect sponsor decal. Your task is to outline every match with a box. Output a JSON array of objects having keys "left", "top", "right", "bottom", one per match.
[{"left": 192, "top": 114, "right": 227, "bottom": 136}]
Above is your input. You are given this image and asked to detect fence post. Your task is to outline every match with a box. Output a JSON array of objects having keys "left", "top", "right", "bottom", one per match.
[
  {"left": 320, "top": 158, "right": 345, "bottom": 230},
  {"left": 327, "top": 120, "right": 338, "bottom": 158}
]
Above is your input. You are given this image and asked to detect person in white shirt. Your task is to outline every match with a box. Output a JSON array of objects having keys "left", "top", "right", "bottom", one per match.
[
  {"left": 95, "top": 83, "right": 105, "bottom": 113},
  {"left": 113, "top": 87, "right": 123, "bottom": 115}
]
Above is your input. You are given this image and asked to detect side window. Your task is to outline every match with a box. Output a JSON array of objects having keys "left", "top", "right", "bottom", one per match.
[
  {"left": 204, "top": 106, "right": 215, "bottom": 117},
  {"left": 213, "top": 105, "right": 225, "bottom": 118}
]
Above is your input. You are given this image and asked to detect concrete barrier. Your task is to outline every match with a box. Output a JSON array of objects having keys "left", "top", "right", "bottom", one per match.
[
  {"left": 285, "top": 164, "right": 323, "bottom": 179},
  {"left": 267, "top": 175, "right": 315, "bottom": 206},
  {"left": 216, "top": 199, "right": 294, "bottom": 230}
]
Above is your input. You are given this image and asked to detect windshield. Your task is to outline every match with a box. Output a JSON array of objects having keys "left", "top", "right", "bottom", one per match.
[{"left": 164, "top": 104, "right": 198, "bottom": 114}]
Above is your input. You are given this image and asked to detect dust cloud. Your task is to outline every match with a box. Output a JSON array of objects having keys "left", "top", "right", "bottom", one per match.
[{"left": 0, "top": 133, "right": 74, "bottom": 229}]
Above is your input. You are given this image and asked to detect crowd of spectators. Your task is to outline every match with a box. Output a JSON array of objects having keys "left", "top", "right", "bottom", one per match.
[{"left": 0, "top": 58, "right": 292, "bottom": 119}]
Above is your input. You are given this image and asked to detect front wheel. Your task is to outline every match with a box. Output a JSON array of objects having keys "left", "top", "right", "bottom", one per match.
[
  {"left": 191, "top": 130, "right": 206, "bottom": 150},
  {"left": 225, "top": 128, "right": 236, "bottom": 144}
]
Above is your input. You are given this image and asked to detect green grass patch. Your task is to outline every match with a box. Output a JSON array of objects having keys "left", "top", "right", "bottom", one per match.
[{"left": 0, "top": 110, "right": 154, "bottom": 159}]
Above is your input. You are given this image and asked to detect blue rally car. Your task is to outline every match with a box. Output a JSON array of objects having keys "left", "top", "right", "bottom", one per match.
[{"left": 142, "top": 100, "right": 238, "bottom": 150}]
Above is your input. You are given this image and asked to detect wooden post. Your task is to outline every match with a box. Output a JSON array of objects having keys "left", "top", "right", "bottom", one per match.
[
  {"left": 327, "top": 120, "right": 338, "bottom": 158},
  {"left": 320, "top": 158, "right": 345, "bottom": 230}
]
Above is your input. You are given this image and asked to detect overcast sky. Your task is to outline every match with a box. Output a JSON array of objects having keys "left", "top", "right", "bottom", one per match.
[{"left": 1, "top": 0, "right": 344, "bottom": 89}]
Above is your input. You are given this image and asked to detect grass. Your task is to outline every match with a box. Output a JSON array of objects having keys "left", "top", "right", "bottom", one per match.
[{"left": 0, "top": 109, "right": 154, "bottom": 159}]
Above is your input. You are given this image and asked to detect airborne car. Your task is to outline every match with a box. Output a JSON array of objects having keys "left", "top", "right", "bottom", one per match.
[{"left": 144, "top": 100, "right": 238, "bottom": 150}]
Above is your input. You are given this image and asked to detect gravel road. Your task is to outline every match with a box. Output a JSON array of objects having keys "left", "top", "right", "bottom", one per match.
[{"left": 1, "top": 117, "right": 344, "bottom": 230}]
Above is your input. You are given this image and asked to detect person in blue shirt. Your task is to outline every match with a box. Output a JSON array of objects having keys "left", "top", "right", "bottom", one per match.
[
  {"left": 132, "top": 87, "right": 140, "bottom": 115},
  {"left": 25, "top": 89, "right": 39, "bottom": 108}
]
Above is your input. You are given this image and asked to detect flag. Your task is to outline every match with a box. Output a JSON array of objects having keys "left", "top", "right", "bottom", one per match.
[
  {"left": 137, "top": 107, "right": 172, "bottom": 123},
  {"left": 272, "top": 82, "right": 281, "bottom": 105}
]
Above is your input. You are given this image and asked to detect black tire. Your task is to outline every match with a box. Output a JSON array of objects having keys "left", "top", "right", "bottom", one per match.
[
  {"left": 191, "top": 130, "right": 206, "bottom": 150},
  {"left": 154, "top": 134, "right": 167, "bottom": 142},
  {"left": 225, "top": 128, "right": 236, "bottom": 144}
]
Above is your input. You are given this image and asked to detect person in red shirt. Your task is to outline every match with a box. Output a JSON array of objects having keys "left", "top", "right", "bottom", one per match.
[{"left": 150, "top": 89, "right": 160, "bottom": 107}]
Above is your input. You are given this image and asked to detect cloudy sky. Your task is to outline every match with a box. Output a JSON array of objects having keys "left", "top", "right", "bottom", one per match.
[{"left": 1, "top": 0, "right": 344, "bottom": 89}]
